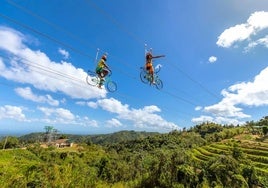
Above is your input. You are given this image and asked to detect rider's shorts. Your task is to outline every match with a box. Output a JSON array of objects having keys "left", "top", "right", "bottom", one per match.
[
  {"left": 96, "top": 67, "right": 103, "bottom": 74},
  {"left": 146, "top": 63, "right": 153, "bottom": 74}
]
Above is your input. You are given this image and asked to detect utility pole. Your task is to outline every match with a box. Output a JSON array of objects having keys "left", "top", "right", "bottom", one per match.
[
  {"left": 44, "top": 126, "right": 54, "bottom": 143},
  {"left": 2, "top": 136, "right": 8, "bottom": 149}
]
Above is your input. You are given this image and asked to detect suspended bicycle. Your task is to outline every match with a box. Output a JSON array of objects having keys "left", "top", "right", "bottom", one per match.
[
  {"left": 140, "top": 65, "right": 163, "bottom": 90},
  {"left": 86, "top": 69, "right": 117, "bottom": 92}
]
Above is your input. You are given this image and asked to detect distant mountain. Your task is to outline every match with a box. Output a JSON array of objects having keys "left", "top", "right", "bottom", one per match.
[
  {"left": 18, "top": 130, "right": 159, "bottom": 145},
  {"left": 19, "top": 132, "right": 46, "bottom": 143},
  {"left": 88, "top": 130, "right": 160, "bottom": 145}
]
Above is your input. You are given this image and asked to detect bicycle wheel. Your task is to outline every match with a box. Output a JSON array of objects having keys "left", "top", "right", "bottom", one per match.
[
  {"left": 106, "top": 81, "right": 117, "bottom": 92},
  {"left": 155, "top": 78, "right": 163, "bottom": 90},
  {"left": 86, "top": 70, "right": 99, "bottom": 86},
  {"left": 140, "top": 70, "right": 149, "bottom": 84}
]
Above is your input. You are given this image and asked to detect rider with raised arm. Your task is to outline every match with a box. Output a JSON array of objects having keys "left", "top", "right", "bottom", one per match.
[
  {"left": 96, "top": 54, "right": 110, "bottom": 88},
  {"left": 145, "top": 50, "right": 165, "bottom": 84}
]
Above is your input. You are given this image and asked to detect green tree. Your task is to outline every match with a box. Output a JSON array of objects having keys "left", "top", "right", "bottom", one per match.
[
  {"left": 262, "top": 126, "right": 268, "bottom": 135},
  {"left": 2, "top": 136, "right": 20, "bottom": 149},
  {"left": 207, "top": 155, "right": 247, "bottom": 187}
]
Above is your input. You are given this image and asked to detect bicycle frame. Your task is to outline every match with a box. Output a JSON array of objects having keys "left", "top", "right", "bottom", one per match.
[
  {"left": 86, "top": 70, "right": 117, "bottom": 92},
  {"left": 140, "top": 67, "right": 163, "bottom": 90}
]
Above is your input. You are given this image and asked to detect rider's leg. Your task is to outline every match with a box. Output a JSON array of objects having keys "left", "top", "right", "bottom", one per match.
[
  {"left": 103, "top": 69, "right": 108, "bottom": 78},
  {"left": 96, "top": 67, "right": 102, "bottom": 78},
  {"left": 149, "top": 66, "right": 155, "bottom": 84},
  {"left": 96, "top": 68, "right": 104, "bottom": 88}
]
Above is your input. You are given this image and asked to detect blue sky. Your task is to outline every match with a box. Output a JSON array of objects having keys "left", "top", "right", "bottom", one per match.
[{"left": 0, "top": 0, "right": 268, "bottom": 135}]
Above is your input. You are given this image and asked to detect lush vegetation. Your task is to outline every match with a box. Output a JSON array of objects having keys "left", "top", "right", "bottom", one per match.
[
  {"left": 18, "top": 130, "right": 160, "bottom": 146},
  {"left": 1, "top": 117, "right": 268, "bottom": 187}
]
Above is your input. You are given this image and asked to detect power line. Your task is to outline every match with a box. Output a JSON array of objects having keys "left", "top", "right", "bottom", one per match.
[
  {"left": 0, "top": 10, "right": 203, "bottom": 118},
  {"left": 5, "top": 0, "right": 139, "bottom": 72},
  {"left": 159, "top": 90, "right": 198, "bottom": 107},
  {"left": 1, "top": 52, "right": 197, "bottom": 120},
  {"left": 5, "top": 0, "right": 96, "bottom": 51},
  {"left": 0, "top": 13, "right": 95, "bottom": 60},
  {"left": 86, "top": 0, "right": 144, "bottom": 46},
  {"left": 0, "top": 54, "right": 195, "bottom": 120},
  {"left": 0, "top": 5, "right": 198, "bottom": 126},
  {"left": 166, "top": 62, "right": 221, "bottom": 100},
  {"left": 0, "top": 12, "right": 137, "bottom": 80},
  {"left": 0, "top": 12, "right": 199, "bottom": 107},
  {"left": 0, "top": 53, "right": 88, "bottom": 90},
  {"left": 87, "top": 0, "right": 220, "bottom": 100},
  {"left": 113, "top": 90, "right": 195, "bottom": 118},
  {"left": 3, "top": 0, "right": 205, "bottom": 105}
]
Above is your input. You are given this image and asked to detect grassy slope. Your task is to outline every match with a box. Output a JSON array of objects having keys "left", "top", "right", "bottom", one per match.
[{"left": 190, "top": 133, "right": 268, "bottom": 175}]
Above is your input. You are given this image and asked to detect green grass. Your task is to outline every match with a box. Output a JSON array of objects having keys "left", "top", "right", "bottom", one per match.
[
  {"left": 210, "top": 143, "right": 232, "bottom": 150},
  {"left": 195, "top": 147, "right": 219, "bottom": 157},
  {"left": 203, "top": 145, "right": 230, "bottom": 155},
  {"left": 240, "top": 147, "right": 268, "bottom": 157},
  {"left": 0, "top": 149, "right": 40, "bottom": 165},
  {"left": 192, "top": 148, "right": 213, "bottom": 161},
  {"left": 251, "top": 161, "right": 268, "bottom": 169},
  {"left": 254, "top": 166, "right": 268, "bottom": 176},
  {"left": 245, "top": 153, "right": 268, "bottom": 164},
  {"left": 190, "top": 138, "right": 268, "bottom": 175}
]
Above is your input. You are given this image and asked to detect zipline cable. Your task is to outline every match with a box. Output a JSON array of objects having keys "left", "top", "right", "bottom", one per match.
[
  {"left": 5, "top": 0, "right": 139, "bottom": 71},
  {"left": 3, "top": 0, "right": 204, "bottom": 105},
  {"left": 0, "top": 54, "right": 195, "bottom": 119},
  {"left": 0, "top": 13, "right": 199, "bottom": 108},
  {"left": 86, "top": 0, "right": 220, "bottom": 100},
  {"left": 0, "top": 10, "right": 203, "bottom": 112},
  {"left": 0, "top": 12, "right": 137, "bottom": 80}
]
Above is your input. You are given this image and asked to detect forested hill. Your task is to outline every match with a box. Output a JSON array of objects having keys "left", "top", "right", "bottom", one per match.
[
  {"left": 18, "top": 130, "right": 160, "bottom": 145},
  {"left": 88, "top": 130, "right": 160, "bottom": 145},
  {"left": 1, "top": 117, "right": 268, "bottom": 187}
]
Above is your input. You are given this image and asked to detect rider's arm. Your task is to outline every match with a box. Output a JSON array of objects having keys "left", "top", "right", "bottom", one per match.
[
  {"left": 152, "top": 55, "right": 165, "bottom": 59},
  {"left": 104, "top": 62, "right": 111, "bottom": 71}
]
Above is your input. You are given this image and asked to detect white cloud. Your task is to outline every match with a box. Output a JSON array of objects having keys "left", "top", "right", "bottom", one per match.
[
  {"left": 204, "top": 102, "right": 250, "bottom": 119},
  {"left": 142, "top": 105, "right": 161, "bottom": 113},
  {"left": 192, "top": 115, "right": 244, "bottom": 125},
  {"left": 217, "top": 24, "right": 253, "bottom": 48},
  {"left": 208, "top": 56, "right": 217, "bottom": 63},
  {"left": 37, "top": 106, "right": 98, "bottom": 127},
  {"left": 192, "top": 116, "right": 214, "bottom": 124},
  {"left": 75, "top": 101, "right": 86, "bottom": 106},
  {"left": 15, "top": 87, "right": 59, "bottom": 106},
  {"left": 89, "top": 97, "right": 180, "bottom": 131},
  {"left": 195, "top": 106, "right": 202, "bottom": 111},
  {"left": 0, "top": 105, "right": 27, "bottom": 121},
  {"left": 217, "top": 11, "right": 268, "bottom": 48},
  {"left": 0, "top": 26, "right": 106, "bottom": 100},
  {"left": 0, "top": 26, "right": 26, "bottom": 53},
  {"left": 221, "top": 67, "right": 268, "bottom": 107},
  {"left": 193, "top": 66, "right": 268, "bottom": 125},
  {"left": 245, "top": 35, "right": 268, "bottom": 51},
  {"left": 58, "top": 48, "right": 69, "bottom": 59},
  {"left": 106, "top": 118, "right": 122, "bottom": 128},
  {"left": 76, "top": 101, "right": 99, "bottom": 109},
  {"left": 38, "top": 107, "right": 75, "bottom": 121},
  {"left": 96, "top": 98, "right": 129, "bottom": 114},
  {"left": 81, "top": 117, "right": 99, "bottom": 127},
  {"left": 87, "top": 101, "right": 98, "bottom": 109}
]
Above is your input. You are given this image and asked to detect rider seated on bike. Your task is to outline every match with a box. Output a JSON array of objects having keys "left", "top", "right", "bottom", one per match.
[
  {"left": 145, "top": 50, "right": 165, "bottom": 84},
  {"left": 95, "top": 54, "right": 110, "bottom": 88}
]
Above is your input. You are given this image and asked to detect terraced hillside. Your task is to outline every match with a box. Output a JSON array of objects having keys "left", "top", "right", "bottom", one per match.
[{"left": 190, "top": 136, "right": 268, "bottom": 177}]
